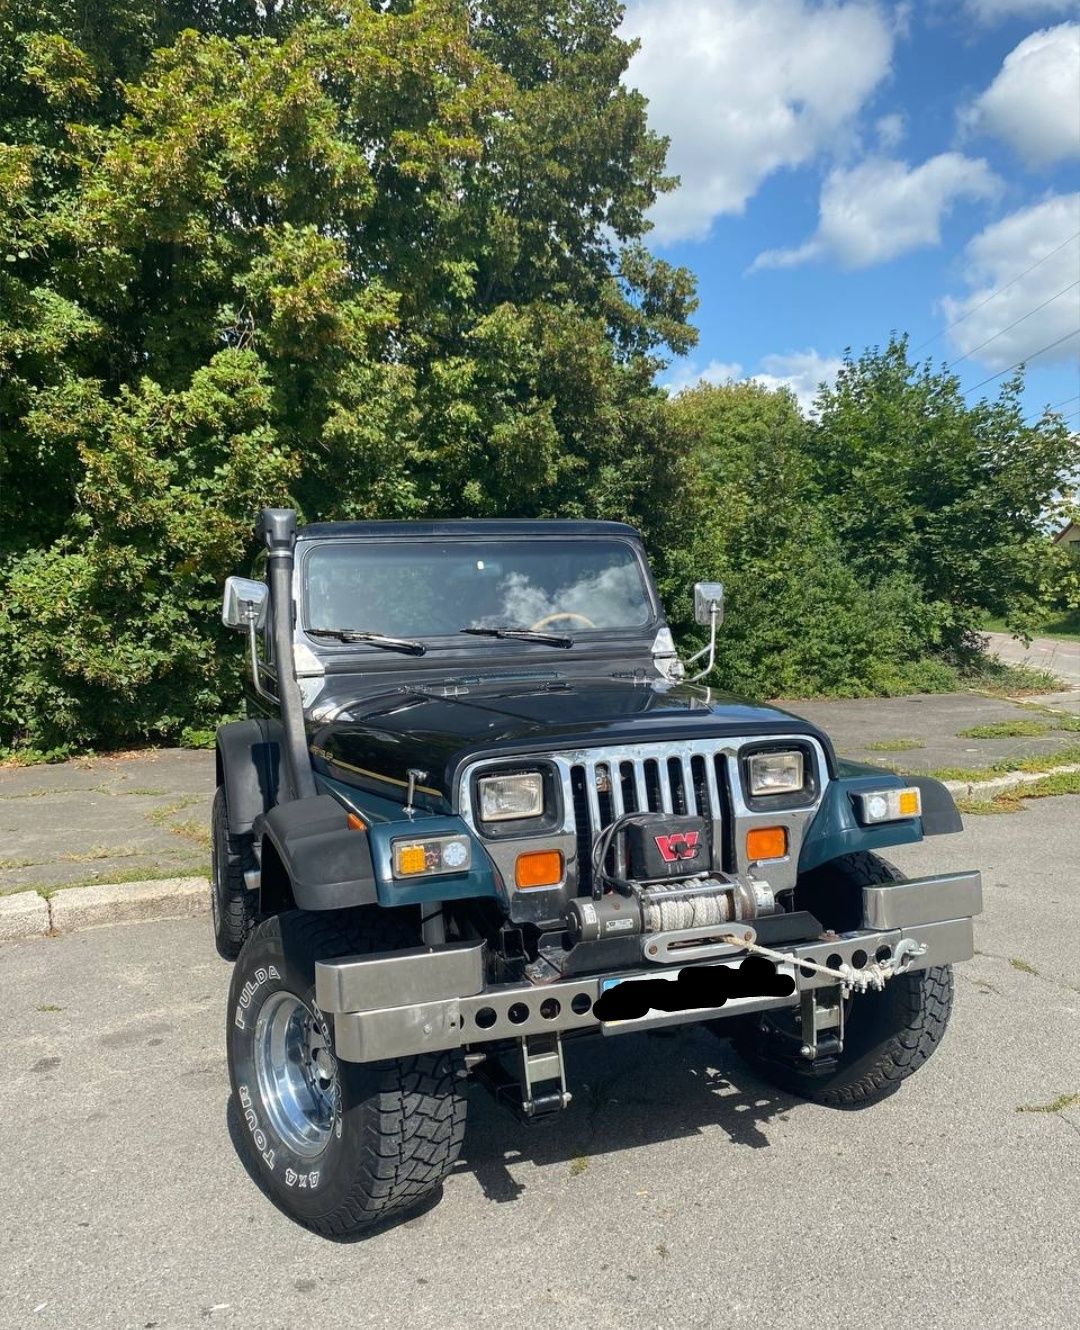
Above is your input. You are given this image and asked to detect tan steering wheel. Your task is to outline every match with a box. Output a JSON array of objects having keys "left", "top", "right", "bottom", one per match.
[{"left": 529, "top": 610, "right": 597, "bottom": 631}]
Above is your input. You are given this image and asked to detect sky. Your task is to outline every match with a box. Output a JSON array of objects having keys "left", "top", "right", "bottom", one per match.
[{"left": 621, "top": 0, "right": 1080, "bottom": 420}]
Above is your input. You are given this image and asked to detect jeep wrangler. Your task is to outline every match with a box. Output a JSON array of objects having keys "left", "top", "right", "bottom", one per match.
[{"left": 214, "top": 508, "right": 981, "bottom": 1237}]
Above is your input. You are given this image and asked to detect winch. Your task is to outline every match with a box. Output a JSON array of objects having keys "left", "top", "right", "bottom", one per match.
[{"left": 566, "top": 812, "right": 778, "bottom": 943}]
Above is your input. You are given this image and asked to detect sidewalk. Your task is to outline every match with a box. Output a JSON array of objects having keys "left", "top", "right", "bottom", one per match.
[{"left": 983, "top": 630, "right": 1080, "bottom": 687}]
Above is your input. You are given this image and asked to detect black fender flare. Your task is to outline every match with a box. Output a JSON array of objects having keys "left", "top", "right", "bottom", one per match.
[
  {"left": 260, "top": 795, "right": 380, "bottom": 911},
  {"left": 908, "top": 775, "right": 963, "bottom": 836},
  {"left": 215, "top": 718, "right": 282, "bottom": 836}
]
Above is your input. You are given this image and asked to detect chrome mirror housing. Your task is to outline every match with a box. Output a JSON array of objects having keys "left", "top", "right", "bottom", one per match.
[
  {"left": 693, "top": 582, "right": 724, "bottom": 627},
  {"left": 687, "top": 581, "right": 724, "bottom": 682},
  {"left": 222, "top": 576, "right": 269, "bottom": 631}
]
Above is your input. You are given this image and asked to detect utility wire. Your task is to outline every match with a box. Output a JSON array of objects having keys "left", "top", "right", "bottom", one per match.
[
  {"left": 946, "top": 281, "right": 1080, "bottom": 371},
  {"left": 962, "top": 329, "right": 1080, "bottom": 395},
  {"left": 1024, "top": 394, "right": 1079, "bottom": 424},
  {"left": 914, "top": 230, "right": 1080, "bottom": 354}
]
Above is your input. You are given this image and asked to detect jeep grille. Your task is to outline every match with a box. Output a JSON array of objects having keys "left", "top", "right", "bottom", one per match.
[{"left": 561, "top": 743, "right": 730, "bottom": 893}]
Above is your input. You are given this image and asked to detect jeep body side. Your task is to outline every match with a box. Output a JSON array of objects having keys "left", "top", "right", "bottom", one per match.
[{"left": 213, "top": 509, "right": 981, "bottom": 1236}]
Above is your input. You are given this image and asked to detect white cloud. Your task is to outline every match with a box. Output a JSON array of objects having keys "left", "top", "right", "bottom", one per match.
[
  {"left": 662, "top": 350, "right": 842, "bottom": 413},
  {"left": 752, "top": 153, "right": 1000, "bottom": 271},
  {"left": 965, "top": 0, "right": 1075, "bottom": 23},
  {"left": 751, "top": 350, "right": 844, "bottom": 412},
  {"left": 623, "top": 0, "right": 894, "bottom": 244},
  {"left": 941, "top": 193, "right": 1080, "bottom": 371},
  {"left": 965, "top": 24, "right": 1080, "bottom": 168},
  {"left": 876, "top": 112, "right": 906, "bottom": 150},
  {"left": 662, "top": 358, "right": 743, "bottom": 394}
]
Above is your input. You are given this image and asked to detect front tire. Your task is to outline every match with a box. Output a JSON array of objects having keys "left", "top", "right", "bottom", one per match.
[
  {"left": 227, "top": 910, "right": 467, "bottom": 1238},
  {"left": 733, "top": 853, "right": 955, "bottom": 1107}
]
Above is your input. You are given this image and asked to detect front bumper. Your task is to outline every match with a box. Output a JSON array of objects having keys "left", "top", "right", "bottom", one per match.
[{"left": 315, "top": 870, "right": 982, "bottom": 1063}]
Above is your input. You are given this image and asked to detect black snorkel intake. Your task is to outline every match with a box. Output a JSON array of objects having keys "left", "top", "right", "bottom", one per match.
[{"left": 258, "top": 507, "right": 317, "bottom": 802}]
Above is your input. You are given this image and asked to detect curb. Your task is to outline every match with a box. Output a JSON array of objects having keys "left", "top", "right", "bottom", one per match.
[
  {"left": 942, "top": 764, "right": 1080, "bottom": 797},
  {"left": 0, "top": 876, "right": 209, "bottom": 943}
]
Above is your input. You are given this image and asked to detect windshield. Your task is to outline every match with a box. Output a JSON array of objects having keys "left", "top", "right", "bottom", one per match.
[{"left": 303, "top": 538, "right": 655, "bottom": 641}]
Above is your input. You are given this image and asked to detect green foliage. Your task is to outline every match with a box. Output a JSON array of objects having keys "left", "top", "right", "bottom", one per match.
[
  {"left": 655, "top": 348, "right": 1078, "bottom": 699},
  {"left": 1, "top": 0, "right": 695, "bottom": 750}
]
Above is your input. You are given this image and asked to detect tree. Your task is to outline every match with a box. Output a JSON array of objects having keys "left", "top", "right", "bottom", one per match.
[
  {"left": 808, "top": 338, "right": 1079, "bottom": 642},
  {"left": 0, "top": 0, "right": 697, "bottom": 751}
]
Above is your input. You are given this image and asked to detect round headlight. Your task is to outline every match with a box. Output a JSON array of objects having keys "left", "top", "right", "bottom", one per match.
[{"left": 478, "top": 772, "right": 545, "bottom": 822}]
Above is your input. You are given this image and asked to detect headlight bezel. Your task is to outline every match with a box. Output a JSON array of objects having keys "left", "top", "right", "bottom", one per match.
[
  {"left": 740, "top": 742, "right": 818, "bottom": 810},
  {"left": 471, "top": 762, "right": 562, "bottom": 837}
]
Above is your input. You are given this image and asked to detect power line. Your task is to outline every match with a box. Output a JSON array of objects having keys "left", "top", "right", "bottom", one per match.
[
  {"left": 1024, "top": 394, "right": 1079, "bottom": 424},
  {"left": 946, "top": 281, "right": 1080, "bottom": 370},
  {"left": 914, "top": 229, "right": 1080, "bottom": 354},
  {"left": 962, "top": 329, "right": 1080, "bottom": 395}
]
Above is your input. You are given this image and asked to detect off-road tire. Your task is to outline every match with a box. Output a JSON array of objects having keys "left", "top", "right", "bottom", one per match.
[
  {"left": 227, "top": 909, "right": 467, "bottom": 1238},
  {"left": 732, "top": 853, "right": 955, "bottom": 1107},
  {"left": 211, "top": 785, "right": 258, "bottom": 960}
]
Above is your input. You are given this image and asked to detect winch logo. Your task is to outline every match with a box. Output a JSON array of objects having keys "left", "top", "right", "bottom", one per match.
[{"left": 654, "top": 830, "right": 700, "bottom": 863}]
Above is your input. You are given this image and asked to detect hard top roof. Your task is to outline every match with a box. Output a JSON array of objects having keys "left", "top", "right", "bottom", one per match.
[{"left": 296, "top": 518, "right": 643, "bottom": 541}]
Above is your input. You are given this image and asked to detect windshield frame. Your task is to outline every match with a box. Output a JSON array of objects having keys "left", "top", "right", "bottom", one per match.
[{"left": 296, "top": 534, "right": 663, "bottom": 654}]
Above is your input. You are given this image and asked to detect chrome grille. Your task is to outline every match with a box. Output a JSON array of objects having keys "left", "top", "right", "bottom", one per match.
[{"left": 557, "top": 742, "right": 729, "bottom": 893}]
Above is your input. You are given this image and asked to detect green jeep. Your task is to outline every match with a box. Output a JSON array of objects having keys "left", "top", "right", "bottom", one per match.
[{"left": 213, "top": 508, "right": 981, "bottom": 1236}]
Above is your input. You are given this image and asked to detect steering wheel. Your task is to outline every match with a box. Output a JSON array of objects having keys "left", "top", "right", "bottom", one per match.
[{"left": 529, "top": 610, "right": 597, "bottom": 631}]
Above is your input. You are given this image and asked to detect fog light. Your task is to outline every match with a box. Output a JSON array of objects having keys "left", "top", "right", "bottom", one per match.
[
  {"left": 515, "top": 849, "right": 564, "bottom": 888},
  {"left": 746, "top": 826, "right": 788, "bottom": 861}
]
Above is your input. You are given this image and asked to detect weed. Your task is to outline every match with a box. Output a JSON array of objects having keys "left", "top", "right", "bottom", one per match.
[
  {"left": 956, "top": 769, "right": 1080, "bottom": 814},
  {"left": 928, "top": 743, "right": 1080, "bottom": 783},
  {"left": 167, "top": 818, "right": 211, "bottom": 850},
  {"left": 1016, "top": 1092, "right": 1080, "bottom": 1114},
  {"left": 864, "top": 738, "right": 925, "bottom": 753},
  {"left": 37, "top": 1004, "right": 62, "bottom": 1013},
  {"left": 569, "top": 1156, "right": 589, "bottom": 1178},
  {"left": 956, "top": 720, "right": 1053, "bottom": 739},
  {"left": 1009, "top": 958, "right": 1038, "bottom": 975}
]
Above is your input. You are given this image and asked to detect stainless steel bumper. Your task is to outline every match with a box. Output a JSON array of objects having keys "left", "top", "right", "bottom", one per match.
[{"left": 316, "top": 870, "right": 982, "bottom": 1063}]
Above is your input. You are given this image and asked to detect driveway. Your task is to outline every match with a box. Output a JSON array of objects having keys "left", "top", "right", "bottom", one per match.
[
  {"left": 2, "top": 797, "right": 1077, "bottom": 1329},
  {"left": 983, "top": 630, "right": 1080, "bottom": 687}
]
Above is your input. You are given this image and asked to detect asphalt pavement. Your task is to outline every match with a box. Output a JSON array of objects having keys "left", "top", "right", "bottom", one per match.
[{"left": 2, "top": 797, "right": 1078, "bottom": 1330}]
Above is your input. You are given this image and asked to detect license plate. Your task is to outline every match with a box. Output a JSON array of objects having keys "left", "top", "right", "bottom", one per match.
[{"left": 599, "top": 958, "right": 796, "bottom": 1026}]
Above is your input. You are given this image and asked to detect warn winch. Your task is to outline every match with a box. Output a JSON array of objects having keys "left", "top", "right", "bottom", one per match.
[{"left": 566, "top": 813, "right": 779, "bottom": 943}]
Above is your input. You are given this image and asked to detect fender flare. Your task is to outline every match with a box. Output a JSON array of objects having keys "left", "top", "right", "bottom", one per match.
[
  {"left": 260, "top": 795, "right": 379, "bottom": 911},
  {"left": 215, "top": 718, "right": 282, "bottom": 836}
]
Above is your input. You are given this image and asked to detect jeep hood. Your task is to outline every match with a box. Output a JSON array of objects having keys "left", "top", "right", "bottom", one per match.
[{"left": 308, "top": 677, "right": 832, "bottom": 809}]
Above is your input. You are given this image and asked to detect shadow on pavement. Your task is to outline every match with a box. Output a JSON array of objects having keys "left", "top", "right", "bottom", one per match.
[
  {"left": 223, "top": 1026, "right": 798, "bottom": 1239},
  {"left": 456, "top": 1026, "right": 797, "bottom": 1204}
]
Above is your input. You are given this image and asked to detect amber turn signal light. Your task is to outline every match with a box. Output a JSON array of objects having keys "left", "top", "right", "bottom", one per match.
[
  {"left": 515, "top": 849, "right": 564, "bottom": 889},
  {"left": 746, "top": 826, "right": 788, "bottom": 861},
  {"left": 346, "top": 812, "right": 367, "bottom": 831}
]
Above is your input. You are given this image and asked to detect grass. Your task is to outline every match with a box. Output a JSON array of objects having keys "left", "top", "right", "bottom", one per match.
[
  {"left": 983, "top": 610, "right": 1080, "bottom": 644},
  {"left": 864, "top": 737, "right": 925, "bottom": 753},
  {"left": 927, "top": 742, "right": 1080, "bottom": 783},
  {"left": 956, "top": 768, "right": 1080, "bottom": 815},
  {"left": 0, "top": 862, "right": 209, "bottom": 899},
  {"left": 167, "top": 818, "right": 212, "bottom": 850},
  {"left": 568, "top": 1156, "right": 589, "bottom": 1178},
  {"left": 1009, "top": 957, "right": 1038, "bottom": 975},
  {"left": 1016, "top": 1092, "right": 1080, "bottom": 1114},
  {"left": 960, "top": 654, "right": 1064, "bottom": 697},
  {"left": 956, "top": 719, "right": 1054, "bottom": 739}
]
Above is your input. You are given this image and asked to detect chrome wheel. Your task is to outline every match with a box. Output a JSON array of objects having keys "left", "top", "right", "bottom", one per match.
[{"left": 253, "top": 991, "right": 337, "bottom": 1159}]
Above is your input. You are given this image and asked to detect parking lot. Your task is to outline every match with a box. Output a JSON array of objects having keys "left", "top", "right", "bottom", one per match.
[{"left": 2, "top": 791, "right": 1078, "bottom": 1330}]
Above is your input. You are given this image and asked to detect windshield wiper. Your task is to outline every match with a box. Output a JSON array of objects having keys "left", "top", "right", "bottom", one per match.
[
  {"left": 459, "top": 627, "right": 574, "bottom": 649},
  {"left": 308, "top": 628, "right": 426, "bottom": 656}
]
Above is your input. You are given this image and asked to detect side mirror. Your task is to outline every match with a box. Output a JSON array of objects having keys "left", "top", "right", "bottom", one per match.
[
  {"left": 222, "top": 576, "right": 269, "bottom": 631},
  {"left": 693, "top": 582, "right": 724, "bottom": 627},
  {"left": 687, "top": 582, "right": 724, "bottom": 683}
]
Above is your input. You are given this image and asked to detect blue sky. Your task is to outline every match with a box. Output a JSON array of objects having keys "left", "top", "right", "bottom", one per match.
[{"left": 621, "top": 1, "right": 1079, "bottom": 419}]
